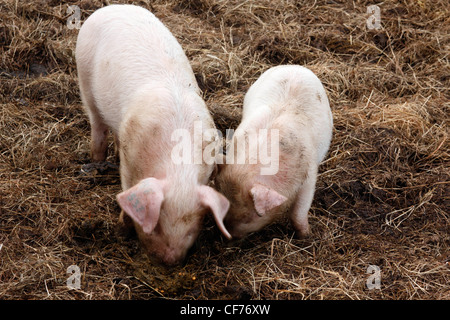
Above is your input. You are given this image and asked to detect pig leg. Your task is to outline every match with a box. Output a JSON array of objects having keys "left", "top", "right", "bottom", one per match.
[
  {"left": 89, "top": 111, "right": 109, "bottom": 162},
  {"left": 79, "top": 70, "right": 109, "bottom": 162},
  {"left": 289, "top": 170, "right": 317, "bottom": 238},
  {"left": 113, "top": 132, "right": 120, "bottom": 161},
  {"left": 80, "top": 112, "right": 111, "bottom": 174}
]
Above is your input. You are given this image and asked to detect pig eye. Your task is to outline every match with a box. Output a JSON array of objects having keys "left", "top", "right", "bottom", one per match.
[{"left": 186, "top": 227, "right": 198, "bottom": 238}]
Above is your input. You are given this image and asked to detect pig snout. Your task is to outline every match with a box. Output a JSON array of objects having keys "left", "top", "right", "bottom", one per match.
[
  {"left": 142, "top": 239, "right": 191, "bottom": 266},
  {"left": 162, "top": 250, "right": 183, "bottom": 266},
  {"left": 155, "top": 247, "right": 187, "bottom": 266},
  {"left": 117, "top": 178, "right": 231, "bottom": 265}
]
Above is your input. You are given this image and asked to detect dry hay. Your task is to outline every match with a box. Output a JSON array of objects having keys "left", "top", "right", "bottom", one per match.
[{"left": 0, "top": 0, "right": 449, "bottom": 300}]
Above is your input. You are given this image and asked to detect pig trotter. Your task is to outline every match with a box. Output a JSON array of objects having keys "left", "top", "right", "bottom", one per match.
[{"left": 80, "top": 161, "right": 119, "bottom": 176}]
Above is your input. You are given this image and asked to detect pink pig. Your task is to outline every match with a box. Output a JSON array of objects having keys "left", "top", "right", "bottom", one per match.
[
  {"left": 76, "top": 5, "right": 230, "bottom": 265},
  {"left": 216, "top": 65, "right": 333, "bottom": 239}
]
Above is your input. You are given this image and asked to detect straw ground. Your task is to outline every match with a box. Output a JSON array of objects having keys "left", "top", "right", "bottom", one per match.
[{"left": 0, "top": 0, "right": 448, "bottom": 299}]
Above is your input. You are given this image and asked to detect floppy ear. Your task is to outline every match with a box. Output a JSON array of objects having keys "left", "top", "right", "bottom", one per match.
[
  {"left": 198, "top": 185, "right": 231, "bottom": 239},
  {"left": 250, "top": 183, "right": 287, "bottom": 217},
  {"left": 116, "top": 178, "right": 165, "bottom": 234}
]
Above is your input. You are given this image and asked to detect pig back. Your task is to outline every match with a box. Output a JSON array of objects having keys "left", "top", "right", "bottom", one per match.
[
  {"left": 242, "top": 65, "right": 333, "bottom": 163},
  {"left": 76, "top": 5, "right": 198, "bottom": 132}
]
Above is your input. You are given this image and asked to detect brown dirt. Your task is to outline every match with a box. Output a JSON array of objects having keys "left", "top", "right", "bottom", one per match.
[{"left": 0, "top": 0, "right": 448, "bottom": 299}]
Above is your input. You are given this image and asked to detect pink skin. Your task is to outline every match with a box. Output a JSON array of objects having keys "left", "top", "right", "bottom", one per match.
[
  {"left": 117, "top": 178, "right": 230, "bottom": 265},
  {"left": 215, "top": 65, "right": 333, "bottom": 239},
  {"left": 76, "top": 5, "right": 231, "bottom": 265}
]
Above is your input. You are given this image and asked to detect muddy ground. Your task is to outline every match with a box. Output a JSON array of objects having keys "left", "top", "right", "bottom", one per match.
[{"left": 0, "top": 0, "right": 448, "bottom": 299}]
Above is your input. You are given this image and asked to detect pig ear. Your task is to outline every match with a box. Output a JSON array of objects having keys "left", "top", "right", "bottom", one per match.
[
  {"left": 198, "top": 185, "right": 231, "bottom": 240},
  {"left": 250, "top": 183, "right": 287, "bottom": 217},
  {"left": 116, "top": 178, "right": 165, "bottom": 234}
]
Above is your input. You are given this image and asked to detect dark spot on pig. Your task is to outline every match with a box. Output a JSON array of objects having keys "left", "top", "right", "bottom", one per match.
[
  {"left": 316, "top": 92, "right": 322, "bottom": 102},
  {"left": 279, "top": 78, "right": 289, "bottom": 89},
  {"left": 151, "top": 126, "right": 161, "bottom": 138}
]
